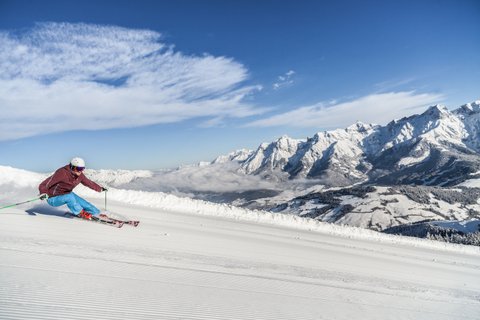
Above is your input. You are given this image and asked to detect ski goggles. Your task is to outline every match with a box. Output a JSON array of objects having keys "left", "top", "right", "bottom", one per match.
[{"left": 71, "top": 165, "right": 85, "bottom": 172}]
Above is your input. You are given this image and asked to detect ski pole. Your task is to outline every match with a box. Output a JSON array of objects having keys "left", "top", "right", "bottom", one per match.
[
  {"left": 104, "top": 189, "right": 108, "bottom": 211},
  {"left": 0, "top": 196, "right": 42, "bottom": 211}
]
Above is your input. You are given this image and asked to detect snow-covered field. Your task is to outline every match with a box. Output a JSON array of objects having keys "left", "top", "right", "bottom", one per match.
[{"left": 1, "top": 165, "right": 480, "bottom": 319}]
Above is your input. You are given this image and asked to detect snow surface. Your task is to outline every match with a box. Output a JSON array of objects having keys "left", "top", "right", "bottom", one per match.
[
  {"left": 459, "top": 178, "right": 480, "bottom": 188},
  {"left": 1, "top": 165, "right": 480, "bottom": 319}
]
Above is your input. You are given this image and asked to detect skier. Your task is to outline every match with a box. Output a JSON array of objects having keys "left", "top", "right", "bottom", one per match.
[{"left": 38, "top": 157, "right": 107, "bottom": 220}]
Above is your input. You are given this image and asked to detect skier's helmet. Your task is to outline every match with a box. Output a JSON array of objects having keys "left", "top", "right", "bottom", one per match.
[{"left": 70, "top": 157, "right": 85, "bottom": 170}]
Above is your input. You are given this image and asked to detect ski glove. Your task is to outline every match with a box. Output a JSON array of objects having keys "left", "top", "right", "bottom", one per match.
[
  {"left": 101, "top": 187, "right": 108, "bottom": 192},
  {"left": 39, "top": 193, "right": 49, "bottom": 200}
]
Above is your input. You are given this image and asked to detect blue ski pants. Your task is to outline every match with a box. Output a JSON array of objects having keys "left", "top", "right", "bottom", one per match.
[{"left": 47, "top": 192, "right": 100, "bottom": 216}]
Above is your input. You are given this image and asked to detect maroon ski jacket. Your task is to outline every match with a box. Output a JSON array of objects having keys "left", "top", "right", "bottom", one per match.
[{"left": 39, "top": 165, "right": 102, "bottom": 197}]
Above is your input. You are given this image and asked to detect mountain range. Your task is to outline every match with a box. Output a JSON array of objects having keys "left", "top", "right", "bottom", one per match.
[
  {"left": 84, "top": 100, "right": 480, "bottom": 243},
  {"left": 240, "top": 101, "right": 480, "bottom": 187}
]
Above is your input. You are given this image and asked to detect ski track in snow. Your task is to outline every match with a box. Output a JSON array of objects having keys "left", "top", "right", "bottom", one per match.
[{"left": 0, "top": 198, "right": 480, "bottom": 320}]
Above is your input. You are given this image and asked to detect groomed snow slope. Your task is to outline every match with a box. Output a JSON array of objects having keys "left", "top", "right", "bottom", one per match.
[
  {"left": 1, "top": 165, "right": 479, "bottom": 319},
  {"left": 1, "top": 197, "right": 480, "bottom": 320}
]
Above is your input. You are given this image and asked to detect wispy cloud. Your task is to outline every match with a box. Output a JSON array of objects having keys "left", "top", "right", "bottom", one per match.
[
  {"left": 0, "top": 22, "right": 263, "bottom": 141},
  {"left": 273, "top": 70, "right": 295, "bottom": 90},
  {"left": 247, "top": 91, "right": 444, "bottom": 128},
  {"left": 374, "top": 77, "right": 416, "bottom": 92}
]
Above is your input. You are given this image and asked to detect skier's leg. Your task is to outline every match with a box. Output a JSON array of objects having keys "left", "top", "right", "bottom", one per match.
[
  {"left": 71, "top": 193, "right": 101, "bottom": 216},
  {"left": 47, "top": 193, "right": 83, "bottom": 215}
]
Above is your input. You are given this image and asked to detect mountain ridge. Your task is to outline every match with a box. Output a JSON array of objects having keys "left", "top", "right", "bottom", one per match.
[{"left": 239, "top": 101, "right": 480, "bottom": 187}]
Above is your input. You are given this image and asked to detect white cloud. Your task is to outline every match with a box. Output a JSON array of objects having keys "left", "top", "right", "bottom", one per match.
[
  {"left": 144, "top": 162, "right": 278, "bottom": 194},
  {"left": 374, "top": 77, "right": 416, "bottom": 92},
  {"left": 272, "top": 70, "right": 295, "bottom": 90},
  {"left": 0, "top": 22, "right": 263, "bottom": 141},
  {"left": 199, "top": 116, "right": 226, "bottom": 128},
  {"left": 247, "top": 91, "right": 444, "bottom": 128}
]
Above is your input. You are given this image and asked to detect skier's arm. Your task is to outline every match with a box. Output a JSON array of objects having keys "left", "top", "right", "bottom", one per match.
[
  {"left": 80, "top": 175, "right": 102, "bottom": 192},
  {"left": 38, "top": 169, "right": 65, "bottom": 195}
]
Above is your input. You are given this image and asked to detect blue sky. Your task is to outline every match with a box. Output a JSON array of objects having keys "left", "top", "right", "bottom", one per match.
[{"left": 0, "top": 0, "right": 479, "bottom": 172}]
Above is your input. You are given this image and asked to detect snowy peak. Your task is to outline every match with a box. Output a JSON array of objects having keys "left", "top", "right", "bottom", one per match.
[
  {"left": 422, "top": 104, "right": 449, "bottom": 118},
  {"left": 276, "top": 135, "right": 301, "bottom": 152},
  {"left": 454, "top": 100, "right": 480, "bottom": 117},
  {"left": 452, "top": 100, "right": 480, "bottom": 153},
  {"left": 242, "top": 135, "right": 304, "bottom": 175},
  {"left": 238, "top": 100, "right": 480, "bottom": 186},
  {"left": 386, "top": 104, "right": 464, "bottom": 148},
  {"left": 388, "top": 104, "right": 458, "bottom": 137},
  {"left": 212, "top": 149, "right": 253, "bottom": 164},
  {"left": 346, "top": 121, "right": 377, "bottom": 133},
  {"left": 242, "top": 118, "right": 378, "bottom": 181}
]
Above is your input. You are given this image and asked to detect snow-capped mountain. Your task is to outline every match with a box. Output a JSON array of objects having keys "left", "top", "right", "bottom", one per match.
[
  {"left": 211, "top": 149, "right": 253, "bottom": 164},
  {"left": 240, "top": 102, "right": 480, "bottom": 187},
  {"left": 453, "top": 100, "right": 480, "bottom": 151},
  {"left": 220, "top": 101, "right": 480, "bottom": 237}
]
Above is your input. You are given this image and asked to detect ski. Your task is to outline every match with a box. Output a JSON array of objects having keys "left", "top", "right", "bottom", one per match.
[
  {"left": 119, "top": 219, "right": 140, "bottom": 227},
  {"left": 99, "top": 214, "right": 139, "bottom": 227},
  {"left": 91, "top": 215, "right": 124, "bottom": 228},
  {"left": 65, "top": 212, "right": 124, "bottom": 228}
]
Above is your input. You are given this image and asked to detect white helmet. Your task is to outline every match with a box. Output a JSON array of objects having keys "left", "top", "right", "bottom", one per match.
[{"left": 70, "top": 157, "right": 85, "bottom": 168}]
